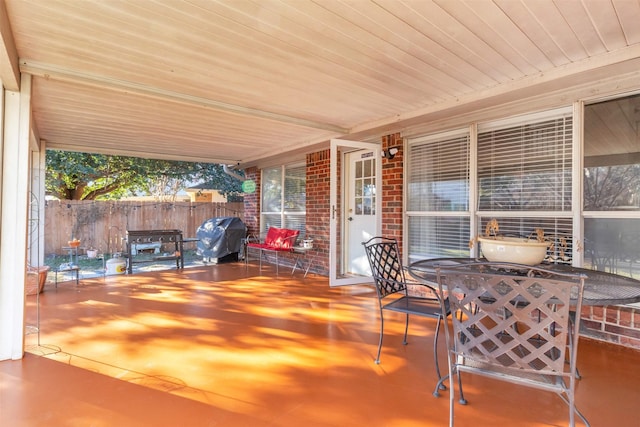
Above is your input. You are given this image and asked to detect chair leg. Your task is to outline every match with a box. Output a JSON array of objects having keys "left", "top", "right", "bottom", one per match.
[
  {"left": 433, "top": 315, "right": 448, "bottom": 396},
  {"left": 402, "top": 313, "right": 410, "bottom": 345},
  {"left": 375, "top": 311, "right": 384, "bottom": 364},
  {"left": 456, "top": 366, "right": 467, "bottom": 405},
  {"left": 448, "top": 368, "right": 455, "bottom": 427},
  {"left": 433, "top": 316, "right": 446, "bottom": 389},
  {"left": 557, "top": 394, "right": 591, "bottom": 427},
  {"left": 434, "top": 364, "right": 467, "bottom": 405},
  {"left": 434, "top": 374, "right": 448, "bottom": 397},
  {"left": 568, "top": 311, "right": 582, "bottom": 380}
]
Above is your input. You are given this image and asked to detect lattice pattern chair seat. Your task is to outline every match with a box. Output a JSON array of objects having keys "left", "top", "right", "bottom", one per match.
[
  {"left": 435, "top": 262, "right": 590, "bottom": 427},
  {"left": 362, "top": 237, "right": 449, "bottom": 386}
]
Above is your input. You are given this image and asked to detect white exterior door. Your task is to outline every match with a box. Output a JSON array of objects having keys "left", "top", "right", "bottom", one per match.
[
  {"left": 329, "top": 139, "right": 381, "bottom": 286},
  {"left": 345, "top": 150, "right": 377, "bottom": 275}
]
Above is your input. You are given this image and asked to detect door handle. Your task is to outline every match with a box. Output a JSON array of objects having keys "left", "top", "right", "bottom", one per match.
[{"left": 348, "top": 217, "right": 353, "bottom": 221}]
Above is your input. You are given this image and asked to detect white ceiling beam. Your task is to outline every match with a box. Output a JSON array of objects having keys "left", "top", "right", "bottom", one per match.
[
  {"left": 47, "top": 142, "right": 234, "bottom": 165},
  {"left": 0, "top": 0, "right": 19, "bottom": 91},
  {"left": 20, "top": 60, "right": 349, "bottom": 134}
]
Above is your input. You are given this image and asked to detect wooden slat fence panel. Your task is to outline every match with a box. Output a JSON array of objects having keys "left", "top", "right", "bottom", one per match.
[{"left": 44, "top": 200, "right": 244, "bottom": 256}]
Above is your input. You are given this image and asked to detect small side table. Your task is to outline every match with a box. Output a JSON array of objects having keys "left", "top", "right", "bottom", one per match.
[
  {"left": 291, "top": 246, "right": 314, "bottom": 278},
  {"left": 54, "top": 265, "right": 80, "bottom": 286},
  {"left": 56, "top": 245, "right": 81, "bottom": 286}
]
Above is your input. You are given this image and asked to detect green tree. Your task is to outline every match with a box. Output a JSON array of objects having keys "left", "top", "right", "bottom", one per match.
[{"left": 46, "top": 150, "right": 244, "bottom": 200}]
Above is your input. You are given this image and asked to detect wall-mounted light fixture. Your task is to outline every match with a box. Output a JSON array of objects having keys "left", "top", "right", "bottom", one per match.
[{"left": 382, "top": 147, "right": 399, "bottom": 160}]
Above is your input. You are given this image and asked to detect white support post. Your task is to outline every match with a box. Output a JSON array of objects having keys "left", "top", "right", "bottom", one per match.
[{"left": 0, "top": 74, "right": 32, "bottom": 360}]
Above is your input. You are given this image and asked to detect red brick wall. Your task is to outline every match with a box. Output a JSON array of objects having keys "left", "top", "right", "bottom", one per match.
[
  {"left": 381, "top": 133, "right": 404, "bottom": 251},
  {"left": 305, "top": 150, "right": 331, "bottom": 275},
  {"left": 241, "top": 155, "right": 332, "bottom": 275},
  {"left": 243, "top": 167, "right": 260, "bottom": 236},
  {"left": 580, "top": 305, "right": 640, "bottom": 349},
  {"left": 243, "top": 136, "right": 403, "bottom": 277}
]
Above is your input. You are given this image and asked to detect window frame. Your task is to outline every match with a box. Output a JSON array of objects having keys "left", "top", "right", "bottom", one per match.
[
  {"left": 260, "top": 163, "right": 306, "bottom": 235},
  {"left": 405, "top": 128, "right": 472, "bottom": 263},
  {"left": 405, "top": 107, "right": 576, "bottom": 264}
]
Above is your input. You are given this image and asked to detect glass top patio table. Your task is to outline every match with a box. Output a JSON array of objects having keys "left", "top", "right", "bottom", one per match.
[{"left": 408, "top": 258, "right": 640, "bottom": 306}]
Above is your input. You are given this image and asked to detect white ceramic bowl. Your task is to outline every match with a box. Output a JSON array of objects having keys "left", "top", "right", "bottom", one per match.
[{"left": 478, "top": 236, "right": 549, "bottom": 265}]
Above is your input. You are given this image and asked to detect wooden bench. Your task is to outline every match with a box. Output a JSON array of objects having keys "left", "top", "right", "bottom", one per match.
[{"left": 246, "top": 227, "right": 300, "bottom": 274}]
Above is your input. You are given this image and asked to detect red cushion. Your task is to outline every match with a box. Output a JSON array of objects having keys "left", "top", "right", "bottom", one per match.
[
  {"left": 261, "top": 227, "right": 299, "bottom": 250},
  {"left": 247, "top": 242, "right": 290, "bottom": 252},
  {"left": 283, "top": 229, "right": 300, "bottom": 249},
  {"left": 264, "top": 227, "right": 282, "bottom": 245}
]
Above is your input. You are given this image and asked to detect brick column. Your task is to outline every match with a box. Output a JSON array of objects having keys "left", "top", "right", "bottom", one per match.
[
  {"left": 305, "top": 150, "right": 331, "bottom": 275},
  {"left": 242, "top": 167, "right": 260, "bottom": 236},
  {"left": 381, "top": 133, "right": 404, "bottom": 251}
]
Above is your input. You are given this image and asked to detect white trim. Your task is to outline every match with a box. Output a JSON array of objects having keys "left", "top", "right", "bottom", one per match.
[
  {"left": 469, "top": 122, "right": 479, "bottom": 258},
  {"left": 477, "top": 106, "right": 573, "bottom": 132},
  {"left": 583, "top": 211, "right": 640, "bottom": 219},
  {"left": 407, "top": 127, "right": 470, "bottom": 145},
  {"left": 572, "top": 101, "right": 584, "bottom": 267}
]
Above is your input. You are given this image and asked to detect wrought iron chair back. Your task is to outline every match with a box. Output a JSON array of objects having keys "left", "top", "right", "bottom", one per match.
[
  {"left": 364, "top": 236, "right": 408, "bottom": 298},
  {"left": 363, "top": 237, "right": 448, "bottom": 388},
  {"left": 435, "top": 262, "right": 589, "bottom": 427}
]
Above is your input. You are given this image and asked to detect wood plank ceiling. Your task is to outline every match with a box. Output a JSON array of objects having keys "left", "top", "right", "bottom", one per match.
[{"left": 2, "top": 0, "right": 640, "bottom": 166}]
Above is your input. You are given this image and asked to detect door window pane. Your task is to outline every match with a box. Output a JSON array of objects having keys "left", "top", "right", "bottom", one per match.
[{"left": 354, "top": 158, "right": 375, "bottom": 217}]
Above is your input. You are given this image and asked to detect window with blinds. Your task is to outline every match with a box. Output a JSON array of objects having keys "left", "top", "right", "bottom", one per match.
[
  {"left": 476, "top": 110, "right": 574, "bottom": 262},
  {"left": 407, "top": 132, "right": 470, "bottom": 262},
  {"left": 477, "top": 115, "right": 572, "bottom": 211},
  {"left": 261, "top": 164, "right": 306, "bottom": 234},
  {"left": 408, "top": 134, "right": 470, "bottom": 212},
  {"left": 406, "top": 109, "right": 574, "bottom": 264}
]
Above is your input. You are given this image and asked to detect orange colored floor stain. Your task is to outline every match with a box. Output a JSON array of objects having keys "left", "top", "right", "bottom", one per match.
[{"left": 2, "top": 262, "right": 639, "bottom": 426}]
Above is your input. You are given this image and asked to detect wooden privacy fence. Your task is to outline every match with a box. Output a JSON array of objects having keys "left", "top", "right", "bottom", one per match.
[{"left": 44, "top": 200, "right": 245, "bottom": 256}]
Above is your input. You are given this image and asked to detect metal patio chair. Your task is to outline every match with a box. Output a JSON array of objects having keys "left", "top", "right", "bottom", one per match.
[
  {"left": 435, "top": 262, "right": 590, "bottom": 427},
  {"left": 363, "top": 237, "right": 449, "bottom": 384}
]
